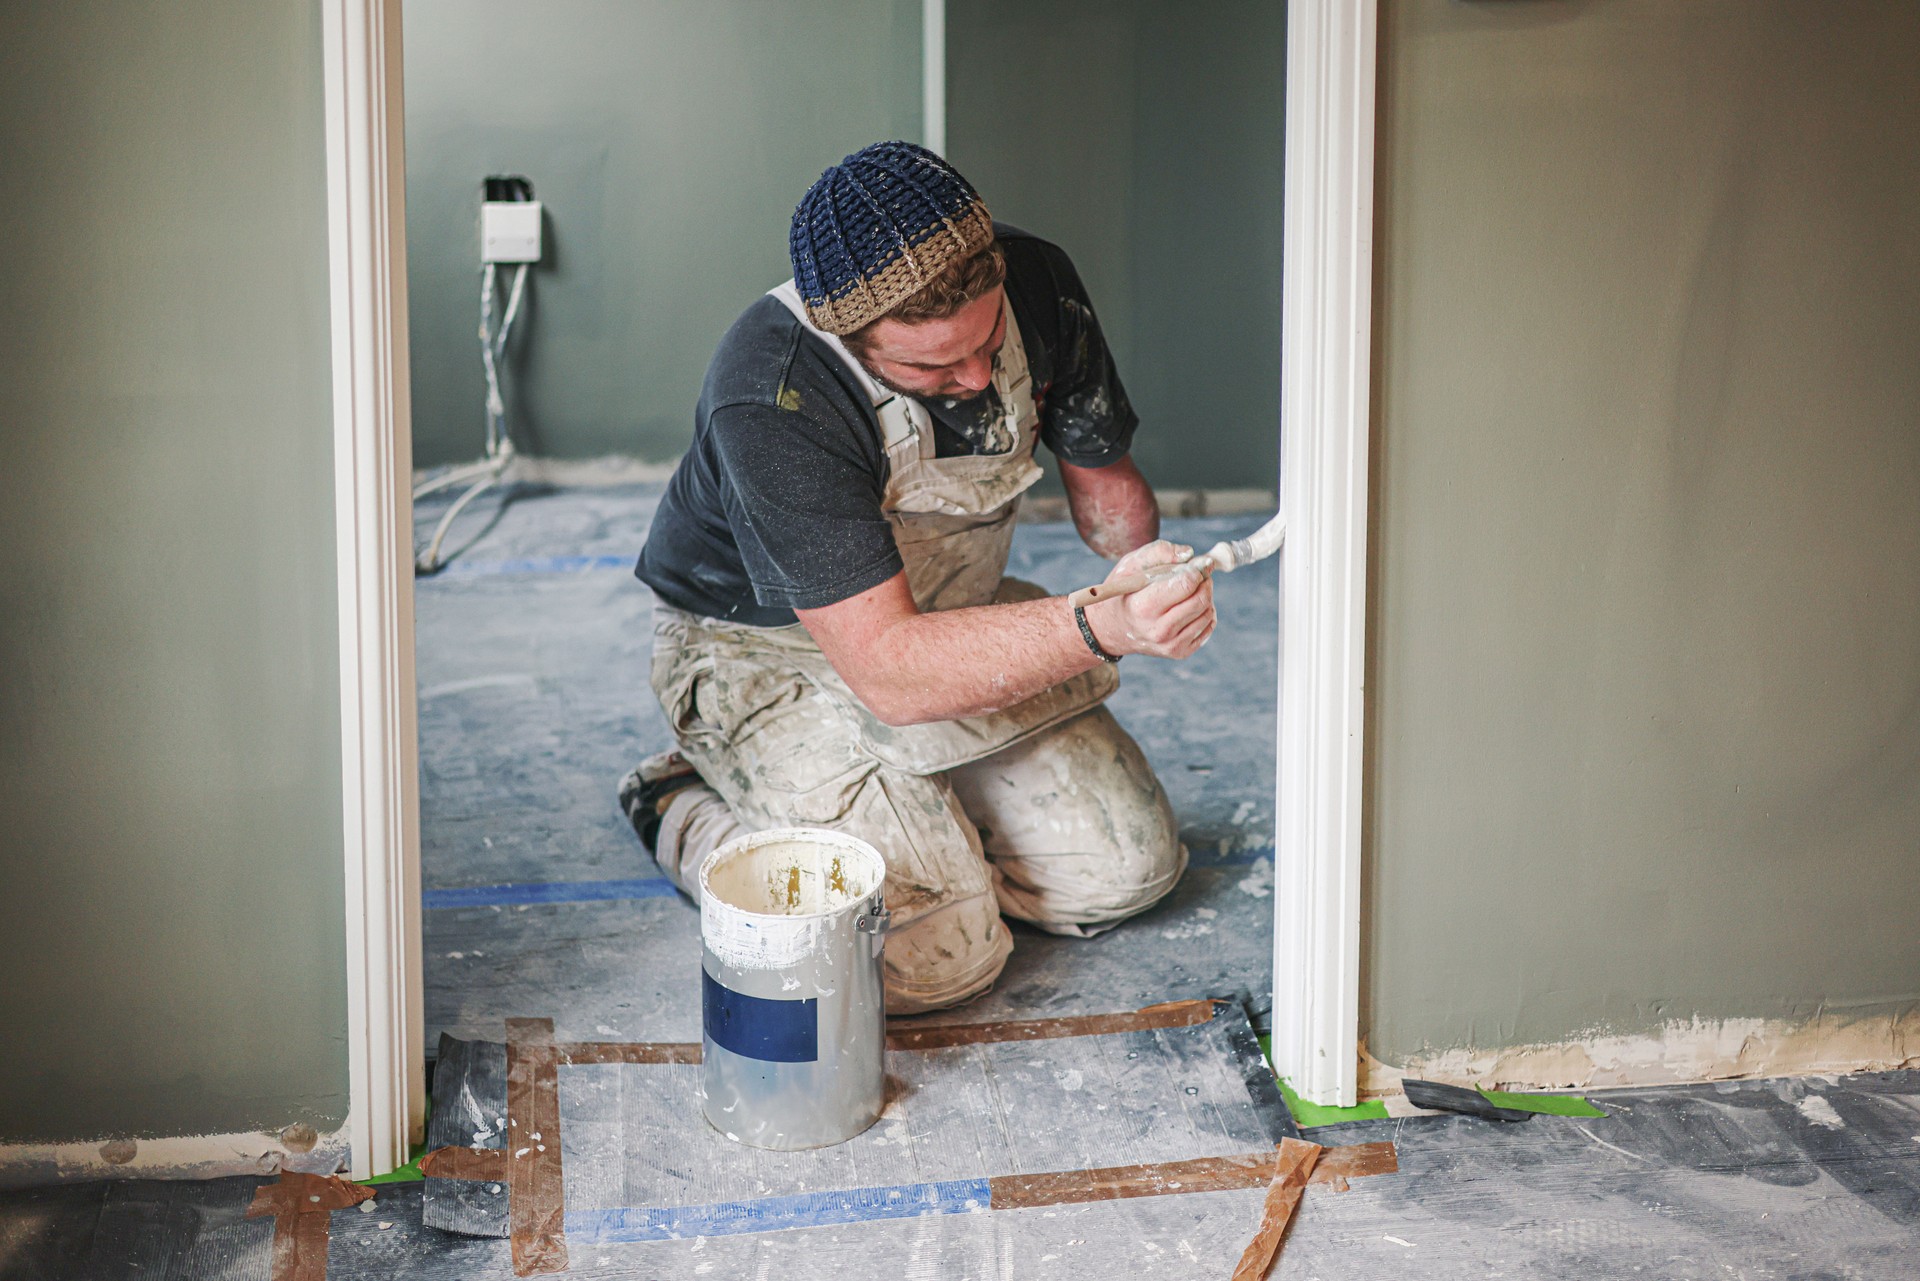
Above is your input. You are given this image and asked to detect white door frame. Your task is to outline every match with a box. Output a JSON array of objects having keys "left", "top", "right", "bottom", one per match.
[
  {"left": 1272, "top": 0, "right": 1377, "bottom": 1108},
  {"left": 320, "top": 0, "right": 1380, "bottom": 1161},
  {"left": 322, "top": 0, "right": 425, "bottom": 1179}
]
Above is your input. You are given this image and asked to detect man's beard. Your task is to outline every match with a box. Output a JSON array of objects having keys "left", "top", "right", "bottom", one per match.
[{"left": 858, "top": 358, "right": 993, "bottom": 404}]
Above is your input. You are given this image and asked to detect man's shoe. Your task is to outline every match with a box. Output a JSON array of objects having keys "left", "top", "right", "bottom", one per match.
[{"left": 617, "top": 750, "right": 699, "bottom": 853}]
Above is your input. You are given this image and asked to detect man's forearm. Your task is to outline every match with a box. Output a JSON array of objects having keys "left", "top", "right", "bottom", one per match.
[
  {"left": 849, "top": 595, "right": 1103, "bottom": 726},
  {"left": 797, "top": 546, "right": 1211, "bottom": 729},
  {"left": 1060, "top": 456, "right": 1159, "bottom": 559}
]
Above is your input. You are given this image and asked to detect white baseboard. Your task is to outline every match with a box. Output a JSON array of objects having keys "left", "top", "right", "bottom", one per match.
[
  {"left": 412, "top": 453, "right": 678, "bottom": 490},
  {"left": 0, "top": 1128, "right": 350, "bottom": 1189},
  {"left": 1360, "top": 1006, "right": 1920, "bottom": 1098}
]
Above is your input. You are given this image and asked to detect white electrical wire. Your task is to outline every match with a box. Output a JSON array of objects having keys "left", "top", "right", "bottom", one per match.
[{"left": 414, "top": 258, "right": 530, "bottom": 572}]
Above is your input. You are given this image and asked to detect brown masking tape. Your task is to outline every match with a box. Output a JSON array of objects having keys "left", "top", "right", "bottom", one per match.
[
  {"left": 545, "top": 999, "right": 1219, "bottom": 1067},
  {"left": 885, "top": 998, "right": 1219, "bottom": 1051},
  {"left": 555, "top": 1041, "right": 701, "bottom": 1065},
  {"left": 1314, "top": 1140, "right": 1398, "bottom": 1183},
  {"left": 506, "top": 1017, "right": 569, "bottom": 1276},
  {"left": 276, "top": 1213, "right": 329, "bottom": 1281},
  {"left": 246, "top": 1172, "right": 373, "bottom": 1281},
  {"left": 986, "top": 1141, "right": 1393, "bottom": 1211},
  {"left": 990, "top": 1151, "right": 1274, "bottom": 1209},
  {"left": 420, "top": 1145, "right": 510, "bottom": 1182},
  {"left": 1231, "top": 1138, "right": 1323, "bottom": 1281}
]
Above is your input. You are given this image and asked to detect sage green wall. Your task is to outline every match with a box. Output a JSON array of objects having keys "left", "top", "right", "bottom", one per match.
[
  {"left": 0, "top": 2, "right": 348, "bottom": 1143},
  {"left": 1367, "top": 0, "right": 1920, "bottom": 1064},
  {"left": 947, "top": 0, "right": 1285, "bottom": 493},
  {"left": 402, "top": 0, "right": 924, "bottom": 467}
]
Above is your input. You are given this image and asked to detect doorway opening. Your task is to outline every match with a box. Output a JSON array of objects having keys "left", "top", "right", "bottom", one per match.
[{"left": 328, "top": 0, "right": 1376, "bottom": 1180}]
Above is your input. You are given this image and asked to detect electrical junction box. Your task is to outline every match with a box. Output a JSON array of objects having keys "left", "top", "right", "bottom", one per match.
[{"left": 481, "top": 201, "right": 543, "bottom": 263}]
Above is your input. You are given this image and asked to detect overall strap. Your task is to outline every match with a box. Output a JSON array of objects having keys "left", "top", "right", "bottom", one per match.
[{"left": 768, "top": 281, "right": 923, "bottom": 453}]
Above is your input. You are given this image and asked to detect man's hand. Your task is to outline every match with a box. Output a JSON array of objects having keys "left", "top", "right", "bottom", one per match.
[{"left": 1082, "top": 540, "right": 1216, "bottom": 659}]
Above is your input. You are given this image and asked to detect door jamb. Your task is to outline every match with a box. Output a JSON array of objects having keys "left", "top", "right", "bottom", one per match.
[
  {"left": 322, "top": 0, "right": 425, "bottom": 1179},
  {"left": 1272, "top": 0, "right": 1377, "bottom": 1108}
]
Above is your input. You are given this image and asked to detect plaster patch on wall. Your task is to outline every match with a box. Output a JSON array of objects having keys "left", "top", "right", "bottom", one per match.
[
  {"left": 0, "top": 1127, "right": 349, "bottom": 1189},
  {"left": 1358, "top": 1006, "right": 1920, "bottom": 1098}
]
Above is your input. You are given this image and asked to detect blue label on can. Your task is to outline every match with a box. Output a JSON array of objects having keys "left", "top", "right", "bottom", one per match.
[{"left": 702, "top": 969, "right": 819, "bottom": 1063}]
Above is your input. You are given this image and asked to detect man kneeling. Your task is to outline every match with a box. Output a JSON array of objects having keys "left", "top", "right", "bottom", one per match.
[{"left": 623, "top": 142, "right": 1214, "bottom": 1014}]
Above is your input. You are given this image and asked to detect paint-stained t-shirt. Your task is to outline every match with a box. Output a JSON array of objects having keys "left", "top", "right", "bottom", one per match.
[{"left": 634, "top": 225, "right": 1137, "bottom": 626}]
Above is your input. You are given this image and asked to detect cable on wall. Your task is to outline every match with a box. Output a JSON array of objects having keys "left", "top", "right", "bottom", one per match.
[{"left": 413, "top": 175, "right": 541, "bottom": 573}]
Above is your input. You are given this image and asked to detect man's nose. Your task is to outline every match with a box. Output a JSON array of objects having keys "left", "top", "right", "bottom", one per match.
[{"left": 952, "top": 356, "right": 993, "bottom": 392}]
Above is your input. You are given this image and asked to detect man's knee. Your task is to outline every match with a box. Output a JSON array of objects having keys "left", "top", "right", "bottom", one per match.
[
  {"left": 882, "top": 892, "right": 1011, "bottom": 1015},
  {"left": 1044, "top": 797, "right": 1187, "bottom": 928},
  {"left": 1097, "top": 795, "right": 1186, "bottom": 908},
  {"left": 951, "top": 706, "right": 1186, "bottom": 929}
]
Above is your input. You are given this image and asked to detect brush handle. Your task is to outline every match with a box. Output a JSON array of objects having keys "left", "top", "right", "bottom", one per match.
[
  {"left": 1067, "top": 557, "right": 1212, "bottom": 611},
  {"left": 1065, "top": 518, "right": 1283, "bottom": 613}
]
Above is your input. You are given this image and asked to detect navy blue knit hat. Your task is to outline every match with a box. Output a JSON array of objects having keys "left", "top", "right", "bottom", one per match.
[{"left": 789, "top": 141, "right": 995, "bottom": 335}]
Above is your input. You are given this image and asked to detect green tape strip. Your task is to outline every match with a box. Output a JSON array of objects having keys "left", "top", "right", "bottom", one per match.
[
  {"left": 1476, "top": 1085, "right": 1607, "bottom": 1118},
  {"left": 360, "top": 1143, "right": 428, "bottom": 1184},
  {"left": 1280, "top": 1077, "right": 1390, "bottom": 1126},
  {"left": 360, "top": 1091, "right": 434, "bottom": 1184},
  {"left": 1255, "top": 1037, "right": 1391, "bottom": 1125}
]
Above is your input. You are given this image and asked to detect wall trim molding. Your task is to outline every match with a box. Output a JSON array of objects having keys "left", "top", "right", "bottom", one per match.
[
  {"left": 321, "top": 0, "right": 426, "bottom": 1180},
  {"left": 1271, "top": 0, "right": 1378, "bottom": 1107},
  {"left": 0, "top": 1131, "right": 350, "bottom": 1191}
]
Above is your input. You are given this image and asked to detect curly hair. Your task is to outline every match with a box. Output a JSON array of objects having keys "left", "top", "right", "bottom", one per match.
[{"left": 844, "top": 240, "right": 1006, "bottom": 351}]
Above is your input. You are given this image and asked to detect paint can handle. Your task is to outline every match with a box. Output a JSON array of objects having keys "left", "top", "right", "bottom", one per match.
[{"left": 855, "top": 901, "right": 892, "bottom": 958}]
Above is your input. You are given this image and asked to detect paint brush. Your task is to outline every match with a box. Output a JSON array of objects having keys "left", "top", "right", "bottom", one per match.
[{"left": 1067, "top": 511, "right": 1285, "bottom": 610}]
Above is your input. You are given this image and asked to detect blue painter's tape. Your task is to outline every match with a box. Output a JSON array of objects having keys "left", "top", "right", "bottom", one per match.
[
  {"left": 428, "top": 554, "right": 632, "bottom": 578},
  {"left": 566, "top": 1178, "right": 992, "bottom": 1244},
  {"left": 703, "top": 970, "right": 818, "bottom": 1063},
  {"left": 422, "top": 877, "right": 677, "bottom": 910}
]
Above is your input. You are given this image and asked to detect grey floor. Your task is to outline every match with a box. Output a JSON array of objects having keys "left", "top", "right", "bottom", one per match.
[
  {"left": 414, "top": 482, "right": 1282, "bottom": 1048},
  {"left": 2, "top": 483, "right": 1916, "bottom": 1279}
]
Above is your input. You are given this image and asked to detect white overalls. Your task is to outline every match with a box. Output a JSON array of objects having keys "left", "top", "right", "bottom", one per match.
[{"left": 647, "top": 283, "right": 1186, "bottom": 1013}]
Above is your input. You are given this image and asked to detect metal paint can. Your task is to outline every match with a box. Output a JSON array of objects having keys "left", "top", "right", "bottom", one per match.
[{"left": 698, "top": 826, "right": 890, "bottom": 1150}]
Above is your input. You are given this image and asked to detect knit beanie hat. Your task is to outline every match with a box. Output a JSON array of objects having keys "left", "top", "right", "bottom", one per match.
[{"left": 789, "top": 141, "right": 995, "bottom": 335}]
